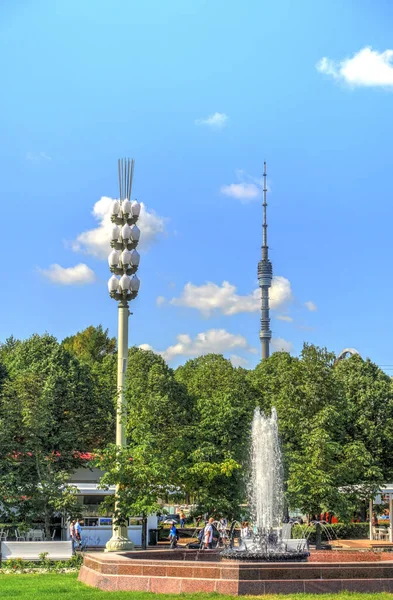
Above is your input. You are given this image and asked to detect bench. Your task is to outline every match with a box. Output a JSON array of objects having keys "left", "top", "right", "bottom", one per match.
[{"left": 1, "top": 541, "right": 73, "bottom": 561}]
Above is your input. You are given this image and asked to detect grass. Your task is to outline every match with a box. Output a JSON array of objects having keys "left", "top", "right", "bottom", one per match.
[{"left": 1, "top": 573, "right": 393, "bottom": 600}]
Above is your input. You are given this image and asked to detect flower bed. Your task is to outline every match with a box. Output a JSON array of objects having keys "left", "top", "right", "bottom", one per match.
[{"left": 0, "top": 552, "right": 83, "bottom": 573}]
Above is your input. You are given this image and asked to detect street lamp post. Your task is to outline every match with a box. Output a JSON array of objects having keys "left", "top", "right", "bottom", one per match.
[{"left": 105, "top": 158, "right": 141, "bottom": 552}]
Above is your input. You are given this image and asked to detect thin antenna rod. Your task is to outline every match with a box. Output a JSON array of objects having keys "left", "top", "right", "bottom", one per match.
[
  {"left": 118, "top": 159, "right": 122, "bottom": 200},
  {"left": 118, "top": 157, "right": 135, "bottom": 201},
  {"left": 258, "top": 160, "right": 273, "bottom": 360},
  {"left": 262, "top": 161, "right": 267, "bottom": 251}
]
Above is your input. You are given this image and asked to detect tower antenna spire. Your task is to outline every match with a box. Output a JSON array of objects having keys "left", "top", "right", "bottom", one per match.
[
  {"left": 262, "top": 161, "right": 268, "bottom": 252},
  {"left": 258, "top": 161, "right": 273, "bottom": 360}
]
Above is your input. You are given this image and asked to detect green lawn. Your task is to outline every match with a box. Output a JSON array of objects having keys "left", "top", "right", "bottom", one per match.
[{"left": 0, "top": 574, "right": 393, "bottom": 599}]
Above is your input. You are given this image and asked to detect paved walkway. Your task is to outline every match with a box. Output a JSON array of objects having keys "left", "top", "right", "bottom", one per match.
[{"left": 330, "top": 539, "right": 393, "bottom": 549}]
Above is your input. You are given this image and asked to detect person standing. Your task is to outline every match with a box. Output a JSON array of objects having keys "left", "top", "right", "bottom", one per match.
[
  {"left": 204, "top": 518, "right": 214, "bottom": 549},
  {"left": 179, "top": 510, "right": 186, "bottom": 528},
  {"left": 69, "top": 520, "right": 76, "bottom": 552},
  {"left": 241, "top": 521, "right": 249, "bottom": 539}
]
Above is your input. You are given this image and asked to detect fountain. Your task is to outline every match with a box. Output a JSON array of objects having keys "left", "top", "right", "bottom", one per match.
[
  {"left": 222, "top": 407, "right": 309, "bottom": 561},
  {"left": 79, "top": 406, "right": 393, "bottom": 593}
]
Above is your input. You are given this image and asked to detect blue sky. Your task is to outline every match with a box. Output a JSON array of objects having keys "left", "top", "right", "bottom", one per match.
[{"left": 1, "top": 0, "right": 393, "bottom": 370}]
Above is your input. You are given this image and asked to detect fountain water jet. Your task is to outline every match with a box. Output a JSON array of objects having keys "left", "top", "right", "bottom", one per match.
[
  {"left": 250, "top": 406, "right": 283, "bottom": 530},
  {"left": 222, "top": 407, "right": 308, "bottom": 561}
]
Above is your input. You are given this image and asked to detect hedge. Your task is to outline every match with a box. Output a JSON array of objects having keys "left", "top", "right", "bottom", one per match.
[{"left": 292, "top": 522, "right": 371, "bottom": 543}]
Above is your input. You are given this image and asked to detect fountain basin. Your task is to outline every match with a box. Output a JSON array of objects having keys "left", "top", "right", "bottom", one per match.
[
  {"left": 79, "top": 549, "right": 393, "bottom": 594},
  {"left": 221, "top": 549, "right": 309, "bottom": 562}
]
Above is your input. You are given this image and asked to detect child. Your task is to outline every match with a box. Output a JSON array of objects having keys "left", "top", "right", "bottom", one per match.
[{"left": 169, "top": 523, "right": 178, "bottom": 548}]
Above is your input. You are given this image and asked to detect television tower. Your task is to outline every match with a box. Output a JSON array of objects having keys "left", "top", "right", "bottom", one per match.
[{"left": 258, "top": 161, "right": 272, "bottom": 360}]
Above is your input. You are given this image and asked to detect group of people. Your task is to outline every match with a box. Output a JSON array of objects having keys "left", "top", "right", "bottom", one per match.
[
  {"left": 169, "top": 517, "right": 217, "bottom": 550},
  {"left": 69, "top": 519, "right": 82, "bottom": 549}
]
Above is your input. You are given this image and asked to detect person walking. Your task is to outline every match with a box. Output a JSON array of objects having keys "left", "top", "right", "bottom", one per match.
[
  {"left": 75, "top": 519, "right": 82, "bottom": 548},
  {"left": 179, "top": 510, "right": 186, "bottom": 528},
  {"left": 169, "top": 523, "right": 178, "bottom": 549},
  {"left": 204, "top": 518, "right": 214, "bottom": 549}
]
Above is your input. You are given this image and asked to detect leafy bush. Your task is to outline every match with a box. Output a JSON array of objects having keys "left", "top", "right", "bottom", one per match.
[
  {"left": 292, "top": 522, "right": 369, "bottom": 543},
  {"left": 0, "top": 552, "right": 83, "bottom": 572},
  {"left": 65, "top": 554, "right": 83, "bottom": 569}
]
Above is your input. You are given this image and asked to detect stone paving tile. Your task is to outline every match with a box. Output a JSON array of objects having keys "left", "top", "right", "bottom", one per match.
[
  {"left": 341, "top": 579, "right": 385, "bottom": 592},
  {"left": 220, "top": 566, "right": 240, "bottom": 579},
  {"left": 142, "top": 565, "right": 167, "bottom": 577},
  {"left": 259, "top": 567, "right": 323, "bottom": 580},
  {"left": 237, "top": 580, "right": 266, "bottom": 595},
  {"left": 165, "top": 565, "right": 193, "bottom": 578},
  {"left": 304, "top": 579, "right": 343, "bottom": 593},
  {"left": 180, "top": 578, "right": 216, "bottom": 593},
  {"left": 150, "top": 577, "right": 182, "bottom": 594},
  {"left": 238, "top": 568, "right": 263, "bottom": 581},
  {"left": 193, "top": 566, "right": 221, "bottom": 579},
  {"left": 116, "top": 576, "right": 150, "bottom": 592},
  {"left": 264, "top": 580, "right": 305, "bottom": 594},
  {"left": 117, "top": 564, "right": 143, "bottom": 575},
  {"left": 215, "top": 579, "right": 239, "bottom": 594},
  {"left": 97, "top": 575, "right": 119, "bottom": 592}
]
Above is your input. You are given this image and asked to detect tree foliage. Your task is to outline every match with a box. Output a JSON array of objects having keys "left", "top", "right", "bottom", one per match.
[
  {"left": 250, "top": 344, "right": 391, "bottom": 519},
  {"left": 94, "top": 348, "right": 190, "bottom": 526},
  {"left": 63, "top": 326, "right": 118, "bottom": 446},
  {"left": 1, "top": 325, "right": 393, "bottom": 527},
  {"left": 62, "top": 325, "right": 116, "bottom": 365},
  {"left": 175, "top": 354, "right": 258, "bottom": 517},
  {"left": 0, "top": 335, "right": 96, "bottom": 535}
]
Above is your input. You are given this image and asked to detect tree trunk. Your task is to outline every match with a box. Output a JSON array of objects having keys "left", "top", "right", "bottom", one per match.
[
  {"left": 141, "top": 516, "right": 147, "bottom": 549},
  {"left": 360, "top": 504, "right": 366, "bottom": 522},
  {"left": 315, "top": 522, "right": 322, "bottom": 549},
  {"left": 44, "top": 510, "right": 51, "bottom": 541}
]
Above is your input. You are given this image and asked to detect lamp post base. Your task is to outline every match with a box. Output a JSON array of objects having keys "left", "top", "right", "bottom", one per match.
[{"left": 105, "top": 527, "right": 134, "bottom": 552}]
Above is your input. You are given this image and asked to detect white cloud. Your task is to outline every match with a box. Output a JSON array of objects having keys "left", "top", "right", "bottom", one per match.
[
  {"left": 170, "top": 276, "right": 292, "bottom": 317},
  {"left": 270, "top": 277, "right": 293, "bottom": 308},
  {"left": 156, "top": 296, "right": 166, "bottom": 306},
  {"left": 26, "top": 151, "right": 51, "bottom": 161},
  {"left": 276, "top": 315, "right": 293, "bottom": 322},
  {"left": 71, "top": 196, "right": 166, "bottom": 260},
  {"left": 230, "top": 354, "right": 249, "bottom": 368},
  {"left": 220, "top": 169, "right": 264, "bottom": 202},
  {"left": 316, "top": 47, "right": 393, "bottom": 87},
  {"left": 271, "top": 337, "right": 293, "bottom": 353},
  {"left": 220, "top": 183, "right": 260, "bottom": 201},
  {"left": 39, "top": 263, "right": 95, "bottom": 285},
  {"left": 195, "top": 112, "right": 228, "bottom": 128},
  {"left": 305, "top": 301, "right": 317, "bottom": 312},
  {"left": 139, "top": 343, "right": 154, "bottom": 352},
  {"left": 140, "top": 329, "right": 256, "bottom": 363}
]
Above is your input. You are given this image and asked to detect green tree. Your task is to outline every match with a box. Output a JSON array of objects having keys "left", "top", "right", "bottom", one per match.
[
  {"left": 95, "top": 347, "right": 190, "bottom": 545},
  {"left": 250, "top": 344, "right": 358, "bottom": 519},
  {"left": 333, "top": 354, "right": 393, "bottom": 512},
  {"left": 62, "top": 326, "right": 117, "bottom": 446},
  {"left": 0, "top": 335, "right": 98, "bottom": 536},
  {"left": 62, "top": 325, "right": 116, "bottom": 365},
  {"left": 175, "top": 354, "right": 257, "bottom": 518},
  {"left": 250, "top": 344, "right": 392, "bottom": 520}
]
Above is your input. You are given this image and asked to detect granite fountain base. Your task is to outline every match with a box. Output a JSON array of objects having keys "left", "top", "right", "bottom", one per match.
[{"left": 79, "top": 548, "right": 393, "bottom": 594}]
